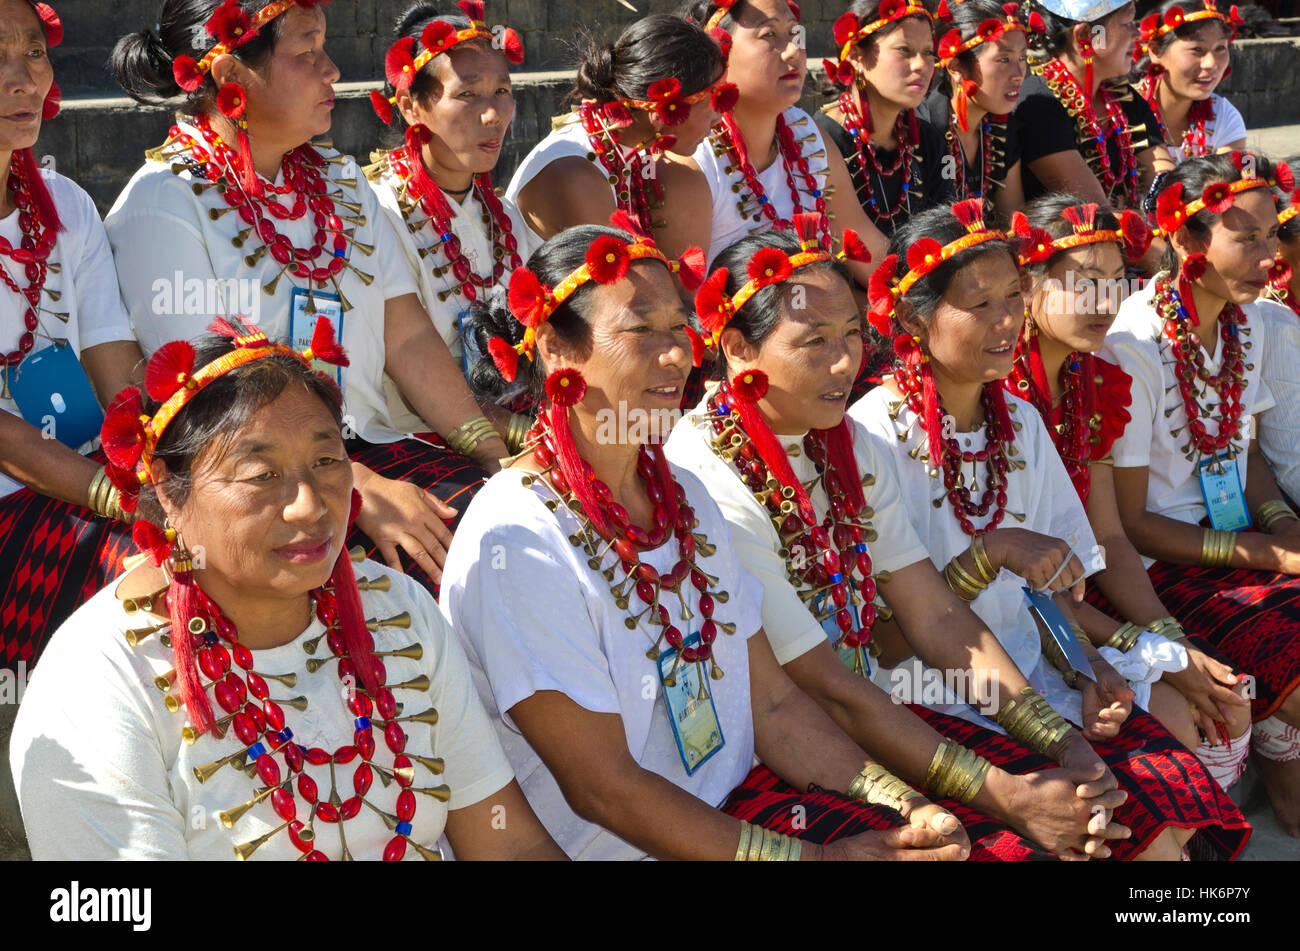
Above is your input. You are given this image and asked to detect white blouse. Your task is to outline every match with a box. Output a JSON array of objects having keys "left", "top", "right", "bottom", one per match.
[
  {"left": 1102, "top": 280, "right": 1274, "bottom": 531},
  {"left": 691, "top": 106, "right": 831, "bottom": 264},
  {"left": 663, "top": 387, "right": 929, "bottom": 666},
  {"left": 104, "top": 121, "right": 419, "bottom": 445},
  {"left": 369, "top": 154, "right": 536, "bottom": 433},
  {"left": 1166, "top": 95, "right": 1247, "bottom": 165},
  {"left": 850, "top": 385, "right": 1102, "bottom": 728},
  {"left": 440, "top": 464, "right": 765, "bottom": 859},
  {"left": 1248, "top": 298, "right": 1300, "bottom": 503},
  {"left": 9, "top": 560, "right": 514, "bottom": 860},
  {"left": 0, "top": 168, "right": 134, "bottom": 496}
]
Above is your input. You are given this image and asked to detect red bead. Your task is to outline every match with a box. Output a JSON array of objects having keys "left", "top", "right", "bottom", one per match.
[
  {"left": 634, "top": 562, "right": 660, "bottom": 585},
  {"left": 835, "top": 609, "right": 854, "bottom": 632},
  {"left": 385, "top": 720, "right": 407, "bottom": 754},
  {"left": 315, "top": 802, "right": 340, "bottom": 823},
  {"left": 348, "top": 692, "right": 373, "bottom": 718},
  {"left": 700, "top": 619, "right": 717, "bottom": 644},
  {"left": 340, "top": 796, "right": 362, "bottom": 820},
  {"left": 225, "top": 672, "right": 247, "bottom": 704},
  {"left": 608, "top": 503, "right": 630, "bottom": 531},
  {"left": 264, "top": 701, "right": 286, "bottom": 731},
  {"left": 232, "top": 712, "right": 259, "bottom": 746},
  {"left": 356, "top": 728, "right": 376, "bottom": 761},
  {"left": 244, "top": 702, "right": 267, "bottom": 732},
  {"left": 304, "top": 746, "right": 331, "bottom": 766},
  {"left": 665, "top": 626, "right": 684, "bottom": 649},
  {"left": 614, "top": 538, "right": 637, "bottom": 563},
  {"left": 288, "top": 820, "right": 312, "bottom": 853},
  {"left": 334, "top": 746, "right": 359, "bottom": 764},
  {"left": 246, "top": 672, "right": 269, "bottom": 701},
  {"left": 831, "top": 582, "right": 849, "bottom": 608},
  {"left": 383, "top": 836, "right": 408, "bottom": 862},
  {"left": 256, "top": 753, "right": 281, "bottom": 787},
  {"left": 376, "top": 688, "right": 398, "bottom": 720},
  {"left": 198, "top": 648, "right": 223, "bottom": 681},
  {"left": 305, "top": 850, "right": 328, "bottom": 861},
  {"left": 284, "top": 742, "right": 305, "bottom": 773},
  {"left": 860, "top": 604, "right": 877, "bottom": 628},
  {"left": 353, "top": 763, "right": 373, "bottom": 796},
  {"left": 681, "top": 646, "right": 698, "bottom": 663},
  {"left": 396, "top": 789, "right": 417, "bottom": 822},
  {"left": 636, "top": 581, "right": 657, "bottom": 605},
  {"left": 393, "top": 754, "right": 414, "bottom": 787},
  {"left": 271, "top": 787, "right": 296, "bottom": 821},
  {"left": 698, "top": 593, "right": 715, "bottom": 617},
  {"left": 297, "top": 773, "right": 319, "bottom": 802},
  {"left": 627, "top": 525, "right": 649, "bottom": 546},
  {"left": 232, "top": 643, "right": 254, "bottom": 670},
  {"left": 214, "top": 682, "right": 240, "bottom": 714}
]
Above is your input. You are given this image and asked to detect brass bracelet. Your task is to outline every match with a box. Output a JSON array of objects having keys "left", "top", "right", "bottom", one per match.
[
  {"left": 995, "top": 686, "right": 1073, "bottom": 756},
  {"left": 925, "top": 741, "right": 992, "bottom": 805},
  {"left": 445, "top": 416, "right": 498, "bottom": 457},
  {"left": 1199, "top": 529, "right": 1235, "bottom": 568},
  {"left": 943, "top": 557, "right": 986, "bottom": 602},
  {"left": 847, "top": 763, "right": 921, "bottom": 813},
  {"left": 734, "top": 821, "right": 752, "bottom": 861},
  {"left": 969, "top": 534, "right": 997, "bottom": 585},
  {"left": 86, "top": 466, "right": 126, "bottom": 521},
  {"left": 1257, "top": 499, "right": 1300, "bottom": 532},
  {"left": 1038, "top": 620, "right": 1072, "bottom": 674},
  {"left": 1104, "top": 621, "right": 1143, "bottom": 653},
  {"left": 506, "top": 413, "right": 532, "bottom": 455},
  {"left": 1147, "top": 616, "right": 1187, "bottom": 642}
]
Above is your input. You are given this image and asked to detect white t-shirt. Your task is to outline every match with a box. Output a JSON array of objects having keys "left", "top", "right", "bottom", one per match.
[
  {"left": 0, "top": 168, "right": 134, "bottom": 496},
  {"left": 850, "top": 385, "right": 1102, "bottom": 728},
  {"left": 1247, "top": 298, "right": 1300, "bottom": 502},
  {"left": 663, "top": 387, "right": 929, "bottom": 665},
  {"left": 504, "top": 116, "right": 608, "bottom": 250},
  {"left": 440, "top": 464, "right": 765, "bottom": 859},
  {"left": 369, "top": 154, "right": 536, "bottom": 432},
  {"left": 9, "top": 560, "right": 513, "bottom": 860},
  {"left": 1102, "top": 280, "right": 1274, "bottom": 533},
  {"left": 104, "top": 122, "right": 419, "bottom": 445},
  {"left": 1167, "top": 95, "right": 1247, "bottom": 165},
  {"left": 692, "top": 107, "right": 831, "bottom": 264}
]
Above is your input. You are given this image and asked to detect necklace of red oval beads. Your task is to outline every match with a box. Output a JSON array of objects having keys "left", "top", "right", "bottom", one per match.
[
  {"left": 524, "top": 413, "right": 730, "bottom": 684},
  {"left": 895, "top": 368, "right": 1014, "bottom": 537},
  {"left": 577, "top": 101, "right": 665, "bottom": 237},
  {"left": 705, "top": 383, "right": 878, "bottom": 662},
  {"left": 1155, "top": 272, "right": 1247, "bottom": 461},
  {"left": 1036, "top": 58, "right": 1140, "bottom": 206},
  {"left": 1139, "top": 75, "right": 1213, "bottom": 159},
  {"left": 1009, "top": 336, "right": 1097, "bottom": 504},
  {"left": 387, "top": 147, "right": 521, "bottom": 304},
  {"left": 838, "top": 90, "right": 918, "bottom": 227},
  {"left": 1, "top": 154, "right": 57, "bottom": 369},
  {"left": 170, "top": 580, "right": 444, "bottom": 861},
  {"left": 711, "top": 112, "right": 831, "bottom": 250}
]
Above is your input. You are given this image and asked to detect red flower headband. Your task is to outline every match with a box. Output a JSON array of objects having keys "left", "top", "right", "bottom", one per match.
[
  {"left": 705, "top": 0, "right": 802, "bottom": 33},
  {"left": 30, "top": 2, "right": 62, "bottom": 120},
  {"left": 620, "top": 77, "right": 740, "bottom": 127},
  {"left": 867, "top": 199, "right": 1033, "bottom": 334},
  {"left": 173, "top": 0, "right": 328, "bottom": 93},
  {"left": 1154, "top": 152, "right": 1293, "bottom": 236},
  {"left": 824, "top": 0, "right": 934, "bottom": 87},
  {"left": 371, "top": 0, "right": 523, "bottom": 123},
  {"left": 937, "top": 3, "right": 1043, "bottom": 68},
  {"left": 1280, "top": 188, "right": 1300, "bottom": 228},
  {"left": 100, "top": 317, "right": 348, "bottom": 529},
  {"left": 488, "top": 212, "right": 708, "bottom": 381},
  {"left": 694, "top": 213, "right": 871, "bottom": 350},
  {"left": 1139, "top": 1, "right": 1243, "bottom": 49},
  {"left": 1015, "top": 202, "right": 1153, "bottom": 266}
]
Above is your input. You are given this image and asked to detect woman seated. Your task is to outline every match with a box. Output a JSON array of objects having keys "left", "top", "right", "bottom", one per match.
[
  {"left": 9, "top": 320, "right": 562, "bottom": 860},
  {"left": 1255, "top": 186, "right": 1300, "bottom": 501},
  {"left": 664, "top": 222, "right": 1143, "bottom": 859},
  {"left": 1016, "top": 0, "right": 1170, "bottom": 208},
  {"left": 107, "top": 0, "right": 507, "bottom": 594},
  {"left": 1136, "top": 0, "right": 1247, "bottom": 164},
  {"left": 1103, "top": 152, "right": 1300, "bottom": 836},
  {"left": 441, "top": 219, "right": 969, "bottom": 860},
  {"left": 849, "top": 200, "right": 1249, "bottom": 858},
  {"left": 1008, "top": 193, "right": 1252, "bottom": 791},
  {"left": 507, "top": 13, "right": 729, "bottom": 259},
  {"left": 918, "top": 0, "right": 1030, "bottom": 217},
  {"left": 0, "top": 0, "right": 144, "bottom": 665}
]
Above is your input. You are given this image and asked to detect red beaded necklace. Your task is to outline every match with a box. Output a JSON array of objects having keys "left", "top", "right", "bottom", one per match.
[
  {"left": 577, "top": 101, "right": 666, "bottom": 237},
  {"left": 895, "top": 368, "right": 1015, "bottom": 537},
  {"left": 1139, "top": 75, "right": 1214, "bottom": 159},
  {"left": 386, "top": 147, "right": 521, "bottom": 304},
  {"left": 149, "top": 578, "right": 444, "bottom": 861},
  {"left": 525, "top": 412, "right": 729, "bottom": 683},
  {"left": 705, "top": 382, "right": 878, "bottom": 667},
  {"left": 945, "top": 112, "right": 994, "bottom": 202},
  {"left": 837, "top": 90, "right": 918, "bottom": 227},
  {"left": 1035, "top": 58, "right": 1140, "bottom": 206},
  {"left": 1155, "top": 271, "right": 1247, "bottom": 461},
  {"left": 164, "top": 116, "right": 364, "bottom": 304},
  {"left": 711, "top": 112, "right": 831, "bottom": 250},
  {"left": 1, "top": 154, "right": 57, "bottom": 369},
  {"left": 1009, "top": 336, "right": 1097, "bottom": 504}
]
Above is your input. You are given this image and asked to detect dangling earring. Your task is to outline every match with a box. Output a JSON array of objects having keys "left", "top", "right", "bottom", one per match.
[
  {"left": 217, "top": 82, "right": 260, "bottom": 197},
  {"left": 1077, "top": 34, "right": 1095, "bottom": 99},
  {"left": 955, "top": 79, "right": 978, "bottom": 133}
]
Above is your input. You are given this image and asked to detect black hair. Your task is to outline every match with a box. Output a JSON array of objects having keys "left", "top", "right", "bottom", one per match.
[
  {"left": 111, "top": 0, "right": 288, "bottom": 109},
  {"left": 846, "top": 0, "right": 935, "bottom": 56},
  {"left": 678, "top": 0, "right": 743, "bottom": 33},
  {"left": 138, "top": 328, "right": 344, "bottom": 519},
  {"left": 707, "top": 230, "right": 855, "bottom": 374},
  {"left": 571, "top": 14, "right": 725, "bottom": 107},
  {"left": 1157, "top": 151, "right": 1283, "bottom": 272},
  {"left": 464, "top": 226, "right": 644, "bottom": 402},
  {"left": 889, "top": 200, "right": 1018, "bottom": 327},
  {"left": 936, "top": 0, "right": 1024, "bottom": 95},
  {"left": 1021, "top": 191, "right": 1123, "bottom": 277},
  {"left": 1134, "top": 0, "right": 1233, "bottom": 78}
]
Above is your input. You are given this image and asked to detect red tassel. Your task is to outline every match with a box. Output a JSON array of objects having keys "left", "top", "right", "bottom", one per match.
[
  {"left": 501, "top": 28, "right": 525, "bottom": 65},
  {"left": 236, "top": 123, "right": 261, "bottom": 198},
  {"left": 133, "top": 520, "right": 174, "bottom": 566},
  {"left": 330, "top": 550, "right": 380, "bottom": 698},
  {"left": 985, "top": 381, "right": 1015, "bottom": 444},
  {"left": 675, "top": 247, "right": 707, "bottom": 292},
  {"left": 370, "top": 89, "right": 394, "bottom": 124},
  {"left": 16, "top": 148, "right": 61, "bottom": 234},
  {"left": 168, "top": 566, "right": 216, "bottom": 735},
  {"left": 41, "top": 80, "right": 60, "bottom": 121},
  {"left": 103, "top": 463, "right": 141, "bottom": 514},
  {"left": 487, "top": 336, "right": 519, "bottom": 381},
  {"left": 548, "top": 396, "right": 606, "bottom": 534},
  {"left": 792, "top": 212, "right": 823, "bottom": 248},
  {"left": 309, "top": 315, "right": 349, "bottom": 366},
  {"left": 839, "top": 229, "right": 871, "bottom": 263},
  {"left": 955, "top": 79, "right": 973, "bottom": 133},
  {"left": 145, "top": 340, "right": 197, "bottom": 402},
  {"left": 683, "top": 325, "right": 705, "bottom": 368},
  {"left": 730, "top": 371, "right": 815, "bottom": 523},
  {"left": 820, "top": 418, "right": 865, "bottom": 516}
]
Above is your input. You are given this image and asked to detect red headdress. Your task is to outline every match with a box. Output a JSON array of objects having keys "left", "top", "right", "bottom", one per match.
[
  {"left": 1018, "top": 202, "right": 1153, "bottom": 266},
  {"left": 1138, "top": 0, "right": 1243, "bottom": 57},
  {"left": 823, "top": 0, "right": 933, "bottom": 89},
  {"left": 620, "top": 77, "right": 740, "bottom": 128}
]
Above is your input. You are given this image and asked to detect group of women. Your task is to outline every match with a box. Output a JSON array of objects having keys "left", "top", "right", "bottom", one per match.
[{"left": 3, "top": 0, "right": 1299, "bottom": 860}]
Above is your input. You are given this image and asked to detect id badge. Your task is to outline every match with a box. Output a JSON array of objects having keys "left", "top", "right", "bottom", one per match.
[
  {"left": 1023, "top": 587, "right": 1096, "bottom": 684},
  {"left": 8, "top": 344, "right": 104, "bottom": 449},
  {"left": 290, "top": 287, "right": 344, "bottom": 385},
  {"left": 1198, "top": 452, "right": 1251, "bottom": 531},
  {"left": 658, "top": 632, "right": 725, "bottom": 776},
  {"left": 812, "top": 586, "right": 872, "bottom": 679}
]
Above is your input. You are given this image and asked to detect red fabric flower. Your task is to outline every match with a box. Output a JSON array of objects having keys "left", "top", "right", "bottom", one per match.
[
  {"left": 421, "top": 21, "right": 458, "bottom": 55},
  {"left": 787, "top": 0, "right": 800, "bottom": 20},
  {"left": 1201, "top": 181, "right": 1235, "bottom": 214},
  {"left": 1163, "top": 7, "right": 1185, "bottom": 29},
  {"left": 370, "top": 89, "right": 394, "bottom": 124},
  {"left": 938, "top": 29, "right": 963, "bottom": 61},
  {"left": 647, "top": 78, "right": 689, "bottom": 126},
  {"left": 507, "top": 268, "right": 552, "bottom": 327},
  {"left": 499, "top": 28, "right": 525, "bottom": 65},
  {"left": 487, "top": 336, "right": 519, "bottom": 382},
  {"left": 207, "top": 0, "right": 253, "bottom": 45},
  {"left": 1026, "top": 11, "right": 1045, "bottom": 33},
  {"left": 730, "top": 368, "right": 769, "bottom": 403},
  {"left": 1181, "top": 252, "right": 1209, "bottom": 282},
  {"left": 405, "top": 123, "right": 433, "bottom": 153},
  {"left": 1119, "top": 209, "right": 1153, "bottom": 262},
  {"left": 385, "top": 37, "right": 417, "bottom": 90},
  {"left": 710, "top": 82, "right": 739, "bottom": 114},
  {"left": 976, "top": 18, "right": 1004, "bottom": 41},
  {"left": 545, "top": 368, "right": 587, "bottom": 407},
  {"left": 906, "top": 237, "right": 943, "bottom": 272},
  {"left": 694, "top": 268, "right": 733, "bottom": 338},
  {"left": 34, "top": 3, "right": 62, "bottom": 47},
  {"left": 1139, "top": 12, "right": 1161, "bottom": 41},
  {"left": 309, "top": 316, "right": 349, "bottom": 367},
  {"left": 104, "top": 463, "right": 140, "bottom": 514},
  {"left": 586, "top": 235, "right": 632, "bottom": 284},
  {"left": 1155, "top": 182, "right": 1187, "bottom": 234},
  {"left": 1019, "top": 227, "right": 1055, "bottom": 264},
  {"left": 458, "top": 0, "right": 486, "bottom": 21},
  {"left": 880, "top": 0, "right": 909, "bottom": 21},
  {"left": 937, "top": 0, "right": 954, "bottom": 20},
  {"left": 1229, "top": 4, "right": 1244, "bottom": 26},
  {"left": 676, "top": 246, "right": 707, "bottom": 292},
  {"left": 145, "top": 340, "right": 197, "bottom": 402},
  {"left": 101, "top": 387, "right": 147, "bottom": 471},
  {"left": 892, "top": 333, "right": 923, "bottom": 364},
  {"left": 216, "top": 82, "right": 246, "bottom": 120},
  {"left": 601, "top": 101, "right": 634, "bottom": 129},
  {"left": 133, "top": 521, "right": 174, "bottom": 567},
  {"left": 868, "top": 254, "right": 900, "bottom": 311},
  {"left": 840, "top": 229, "right": 872, "bottom": 263},
  {"left": 1269, "top": 258, "right": 1293, "bottom": 289},
  {"left": 833, "top": 12, "right": 861, "bottom": 47},
  {"left": 1274, "top": 162, "right": 1295, "bottom": 194},
  {"left": 173, "top": 55, "right": 203, "bottom": 93},
  {"left": 708, "top": 27, "right": 732, "bottom": 61},
  {"left": 747, "top": 247, "right": 792, "bottom": 285}
]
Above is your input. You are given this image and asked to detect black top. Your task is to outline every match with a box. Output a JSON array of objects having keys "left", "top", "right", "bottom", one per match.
[
  {"left": 817, "top": 106, "right": 956, "bottom": 238},
  {"left": 1014, "top": 70, "right": 1164, "bottom": 205},
  {"left": 916, "top": 90, "right": 1022, "bottom": 204}
]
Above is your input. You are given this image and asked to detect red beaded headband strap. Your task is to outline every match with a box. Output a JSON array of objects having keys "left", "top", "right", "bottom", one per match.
[
  {"left": 172, "top": 0, "right": 327, "bottom": 93},
  {"left": 1153, "top": 153, "right": 1293, "bottom": 236},
  {"left": 100, "top": 317, "right": 348, "bottom": 514},
  {"left": 1139, "top": 1, "right": 1243, "bottom": 48},
  {"left": 695, "top": 214, "right": 871, "bottom": 350},
  {"left": 1015, "top": 202, "right": 1153, "bottom": 265},
  {"left": 372, "top": 0, "right": 523, "bottom": 123},
  {"left": 705, "top": 0, "right": 802, "bottom": 35},
  {"left": 936, "top": 3, "right": 1044, "bottom": 68},
  {"left": 620, "top": 78, "right": 740, "bottom": 126},
  {"left": 488, "top": 213, "right": 707, "bottom": 381}
]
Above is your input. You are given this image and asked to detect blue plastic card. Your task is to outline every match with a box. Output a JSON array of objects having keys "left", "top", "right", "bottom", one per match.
[
  {"left": 658, "top": 632, "right": 725, "bottom": 776},
  {"left": 8, "top": 344, "right": 104, "bottom": 449},
  {"left": 290, "top": 287, "right": 344, "bottom": 385},
  {"left": 1198, "top": 452, "right": 1251, "bottom": 531}
]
